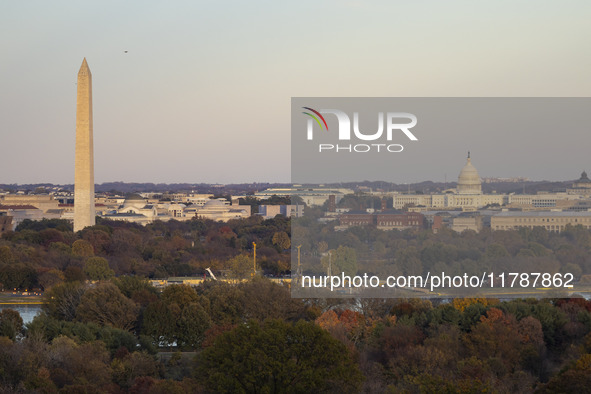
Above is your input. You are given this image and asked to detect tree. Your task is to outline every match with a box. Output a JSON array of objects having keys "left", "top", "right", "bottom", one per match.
[
  {"left": 321, "top": 246, "right": 358, "bottom": 276},
  {"left": 44, "top": 336, "right": 113, "bottom": 390},
  {"left": 83, "top": 256, "right": 115, "bottom": 280},
  {"left": 0, "top": 245, "right": 14, "bottom": 264},
  {"left": 37, "top": 269, "right": 65, "bottom": 290},
  {"left": 161, "top": 284, "right": 199, "bottom": 305},
  {"left": 177, "top": 302, "right": 211, "bottom": 349},
  {"left": 272, "top": 231, "right": 291, "bottom": 251},
  {"left": 228, "top": 254, "right": 253, "bottom": 280},
  {"left": 485, "top": 243, "right": 509, "bottom": 259},
  {"left": 76, "top": 282, "right": 139, "bottom": 330},
  {"left": 539, "top": 354, "right": 591, "bottom": 393},
  {"left": 111, "top": 351, "right": 159, "bottom": 390},
  {"left": 43, "top": 281, "right": 86, "bottom": 321},
  {"left": 197, "top": 319, "right": 363, "bottom": 393},
  {"left": 142, "top": 285, "right": 211, "bottom": 349},
  {"left": 238, "top": 277, "right": 308, "bottom": 322},
  {"left": 71, "top": 239, "right": 94, "bottom": 257},
  {"left": 0, "top": 308, "right": 23, "bottom": 340},
  {"left": 142, "top": 300, "right": 176, "bottom": 347},
  {"left": 199, "top": 282, "right": 246, "bottom": 326},
  {"left": 64, "top": 266, "right": 86, "bottom": 282},
  {"left": 113, "top": 275, "right": 158, "bottom": 306}
]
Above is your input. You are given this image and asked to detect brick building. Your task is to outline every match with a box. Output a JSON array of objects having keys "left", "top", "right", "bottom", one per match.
[{"left": 339, "top": 210, "right": 425, "bottom": 230}]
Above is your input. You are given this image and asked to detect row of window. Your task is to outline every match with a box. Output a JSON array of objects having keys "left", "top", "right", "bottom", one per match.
[
  {"left": 512, "top": 217, "right": 591, "bottom": 223},
  {"left": 494, "top": 224, "right": 591, "bottom": 232},
  {"left": 377, "top": 221, "right": 421, "bottom": 226}
]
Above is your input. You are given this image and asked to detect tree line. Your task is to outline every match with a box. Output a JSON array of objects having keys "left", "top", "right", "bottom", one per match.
[
  {"left": 0, "top": 216, "right": 291, "bottom": 291},
  {"left": 2, "top": 278, "right": 591, "bottom": 391}
]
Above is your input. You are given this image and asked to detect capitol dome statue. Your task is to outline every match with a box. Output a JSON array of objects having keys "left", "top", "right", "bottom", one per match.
[{"left": 457, "top": 152, "right": 482, "bottom": 195}]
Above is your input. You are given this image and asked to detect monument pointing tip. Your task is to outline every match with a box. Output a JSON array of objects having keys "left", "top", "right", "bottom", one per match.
[{"left": 74, "top": 58, "right": 95, "bottom": 232}]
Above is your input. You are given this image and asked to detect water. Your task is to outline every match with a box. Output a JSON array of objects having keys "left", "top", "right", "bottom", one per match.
[{"left": 0, "top": 304, "right": 42, "bottom": 325}]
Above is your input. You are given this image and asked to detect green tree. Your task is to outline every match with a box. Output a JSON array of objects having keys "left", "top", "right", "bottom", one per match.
[
  {"left": 83, "top": 256, "right": 114, "bottom": 280},
  {"left": 0, "top": 245, "right": 14, "bottom": 264},
  {"left": 0, "top": 308, "right": 23, "bottom": 340},
  {"left": 197, "top": 319, "right": 363, "bottom": 393},
  {"left": 199, "top": 282, "right": 246, "bottom": 326},
  {"left": 142, "top": 300, "right": 176, "bottom": 346},
  {"left": 113, "top": 275, "right": 159, "bottom": 306},
  {"left": 142, "top": 285, "right": 211, "bottom": 349},
  {"left": 321, "top": 246, "right": 358, "bottom": 276},
  {"left": 485, "top": 243, "right": 509, "bottom": 259},
  {"left": 178, "top": 302, "right": 211, "bottom": 349},
  {"left": 197, "top": 320, "right": 363, "bottom": 392}
]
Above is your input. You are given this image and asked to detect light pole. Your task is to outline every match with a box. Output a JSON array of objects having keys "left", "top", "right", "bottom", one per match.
[
  {"left": 296, "top": 245, "right": 302, "bottom": 275},
  {"left": 296, "top": 244, "right": 302, "bottom": 282},
  {"left": 252, "top": 241, "right": 257, "bottom": 277}
]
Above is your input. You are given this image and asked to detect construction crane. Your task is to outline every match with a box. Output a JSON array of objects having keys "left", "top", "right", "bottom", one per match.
[{"left": 205, "top": 267, "right": 217, "bottom": 281}]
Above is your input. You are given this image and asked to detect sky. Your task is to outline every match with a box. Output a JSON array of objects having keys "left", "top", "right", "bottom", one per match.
[{"left": 1, "top": 1, "right": 590, "bottom": 185}]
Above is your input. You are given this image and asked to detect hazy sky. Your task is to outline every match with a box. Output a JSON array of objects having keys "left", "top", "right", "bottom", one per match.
[{"left": 1, "top": 1, "right": 590, "bottom": 184}]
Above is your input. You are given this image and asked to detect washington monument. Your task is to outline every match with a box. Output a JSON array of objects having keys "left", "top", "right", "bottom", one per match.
[{"left": 74, "top": 58, "right": 95, "bottom": 232}]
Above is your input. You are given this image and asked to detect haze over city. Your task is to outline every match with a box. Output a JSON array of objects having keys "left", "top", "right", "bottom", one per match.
[{"left": 1, "top": 1, "right": 590, "bottom": 185}]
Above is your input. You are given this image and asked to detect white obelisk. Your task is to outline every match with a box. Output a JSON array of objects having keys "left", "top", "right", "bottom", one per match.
[{"left": 74, "top": 58, "right": 95, "bottom": 231}]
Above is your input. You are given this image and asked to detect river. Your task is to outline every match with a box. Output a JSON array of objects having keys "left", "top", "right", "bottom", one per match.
[{"left": 0, "top": 304, "right": 42, "bottom": 325}]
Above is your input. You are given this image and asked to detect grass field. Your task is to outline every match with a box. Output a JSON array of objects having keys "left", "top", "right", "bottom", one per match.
[{"left": 0, "top": 292, "right": 44, "bottom": 305}]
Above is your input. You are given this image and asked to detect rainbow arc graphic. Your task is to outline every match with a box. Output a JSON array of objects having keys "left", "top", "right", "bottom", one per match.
[{"left": 302, "top": 107, "right": 328, "bottom": 131}]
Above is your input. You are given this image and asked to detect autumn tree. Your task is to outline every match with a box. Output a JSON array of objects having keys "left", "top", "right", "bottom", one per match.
[
  {"left": 111, "top": 351, "right": 159, "bottom": 390},
  {"left": 272, "top": 231, "right": 291, "bottom": 251},
  {"left": 238, "top": 277, "right": 308, "bottom": 322},
  {"left": 538, "top": 353, "right": 591, "bottom": 393},
  {"left": 43, "top": 281, "right": 86, "bottom": 321},
  {"left": 228, "top": 254, "right": 253, "bottom": 280},
  {"left": 71, "top": 239, "right": 94, "bottom": 257},
  {"left": 76, "top": 282, "right": 139, "bottom": 330},
  {"left": 37, "top": 268, "right": 65, "bottom": 290}
]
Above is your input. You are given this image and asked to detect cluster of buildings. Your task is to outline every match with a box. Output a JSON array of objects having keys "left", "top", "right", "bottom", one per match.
[
  {"left": 0, "top": 60, "right": 303, "bottom": 235},
  {"left": 254, "top": 187, "right": 353, "bottom": 207},
  {"left": 324, "top": 153, "right": 591, "bottom": 234},
  {"left": 4, "top": 152, "right": 591, "bottom": 235},
  {"left": 0, "top": 191, "right": 303, "bottom": 232},
  {"left": 3, "top": 61, "right": 591, "bottom": 237},
  {"left": 392, "top": 154, "right": 591, "bottom": 211},
  {"left": 100, "top": 194, "right": 251, "bottom": 225}
]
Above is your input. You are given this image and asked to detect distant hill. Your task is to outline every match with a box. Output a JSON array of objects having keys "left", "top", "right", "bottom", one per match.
[{"left": 0, "top": 180, "right": 574, "bottom": 196}]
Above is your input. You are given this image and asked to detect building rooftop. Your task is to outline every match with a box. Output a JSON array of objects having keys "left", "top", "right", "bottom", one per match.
[
  {"left": 0, "top": 204, "right": 39, "bottom": 210},
  {"left": 494, "top": 211, "right": 591, "bottom": 217}
]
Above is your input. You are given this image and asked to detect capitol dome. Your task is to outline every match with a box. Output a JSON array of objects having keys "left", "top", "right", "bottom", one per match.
[{"left": 457, "top": 152, "right": 482, "bottom": 195}]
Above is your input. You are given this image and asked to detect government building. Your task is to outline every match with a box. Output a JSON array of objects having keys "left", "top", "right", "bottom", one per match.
[
  {"left": 393, "top": 153, "right": 590, "bottom": 212},
  {"left": 491, "top": 211, "right": 591, "bottom": 232}
]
